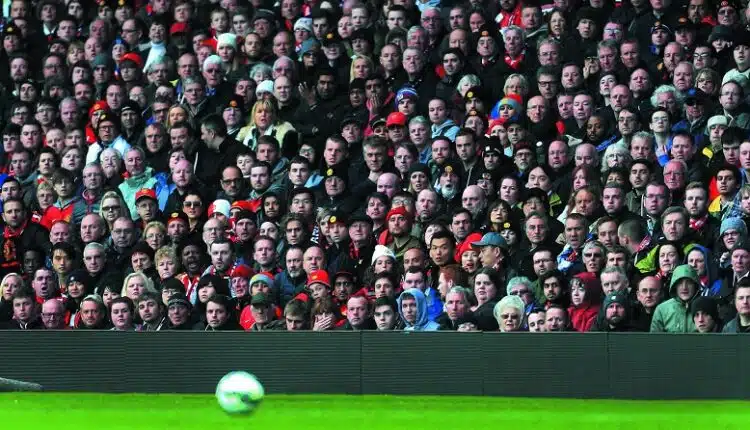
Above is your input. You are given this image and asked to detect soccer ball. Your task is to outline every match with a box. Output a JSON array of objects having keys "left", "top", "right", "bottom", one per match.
[{"left": 215, "top": 371, "right": 265, "bottom": 415}]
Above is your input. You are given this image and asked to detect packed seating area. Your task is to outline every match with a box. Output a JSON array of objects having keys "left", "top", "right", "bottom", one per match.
[{"left": 0, "top": 0, "right": 749, "bottom": 333}]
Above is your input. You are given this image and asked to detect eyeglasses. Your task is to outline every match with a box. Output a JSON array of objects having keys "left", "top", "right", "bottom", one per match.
[
  {"left": 183, "top": 201, "right": 202, "bottom": 208},
  {"left": 499, "top": 313, "right": 519, "bottom": 320},
  {"left": 102, "top": 205, "right": 120, "bottom": 212},
  {"left": 510, "top": 289, "right": 530, "bottom": 296},
  {"left": 584, "top": 252, "right": 602, "bottom": 258},
  {"left": 42, "top": 312, "right": 63, "bottom": 318}
]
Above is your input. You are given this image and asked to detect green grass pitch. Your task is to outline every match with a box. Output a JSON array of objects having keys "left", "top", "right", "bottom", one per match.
[{"left": 2, "top": 393, "right": 749, "bottom": 429}]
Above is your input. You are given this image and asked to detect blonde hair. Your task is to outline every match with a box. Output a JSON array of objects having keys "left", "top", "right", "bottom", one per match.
[
  {"left": 121, "top": 272, "right": 157, "bottom": 298},
  {"left": 350, "top": 55, "right": 374, "bottom": 82},
  {"left": 249, "top": 99, "right": 278, "bottom": 128},
  {"left": 166, "top": 104, "right": 188, "bottom": 129},
  {"left": 142, "top": 221, "right": 167, "bottom": 242},
  {"left": 503, "top": 74, "right": 529, "bottom": 98},
  {"left": 154, "top": 246, "right": 178, "bottom": 267},
  {"left": 99, "top": 190, "right": 130, "bottom": 220},
  {"left": 0, "top": 273, "right": 23, "bottom": 298}
]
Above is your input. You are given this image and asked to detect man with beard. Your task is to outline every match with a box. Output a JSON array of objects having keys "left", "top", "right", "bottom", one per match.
[
  {"left": 590, "top": 291, "right": 637, "bottom": 331},
  {"left": 461, "top": 185, "right": 487, "bottom": 231},
  {"left": 512, "top": 142, "right": 535, "bottom": 180},
  {"left": 204, "top": 239, "right": 237, "bottom": 278},
  {"left": 274, "top": 246, "right": 306, "bottom": 308},
  {"left": 436, "top": 160, "right": 463, "bottom": 210},
  {"left": 683, "top": 183, "right": 720, "bottom": 246},
  {"left": 136, "top": 291, "right": 167, "bottom": 331},
  {"left": 382, "top": 206, "right": 421, "bottom": 262}
]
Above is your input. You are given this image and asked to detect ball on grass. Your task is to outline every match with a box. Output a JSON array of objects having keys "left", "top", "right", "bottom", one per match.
[{"left": 215, "top": 371, "right": 265, "bottom": 415}]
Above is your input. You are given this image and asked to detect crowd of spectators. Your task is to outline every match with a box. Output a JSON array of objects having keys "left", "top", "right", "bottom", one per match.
[{"left": 1, "top": 0, "right": 750, "bottom": 333}]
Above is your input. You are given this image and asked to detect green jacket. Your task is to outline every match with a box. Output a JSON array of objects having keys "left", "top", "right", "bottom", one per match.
[
  {"left": 650, "top": 265, "right": 699, "bottom": 333},
  {"left": 118, "top": 167, "right": 157, "bottom": 220}
]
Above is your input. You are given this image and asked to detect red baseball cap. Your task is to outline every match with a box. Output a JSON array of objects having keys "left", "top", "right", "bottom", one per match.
[
  {"left": 135, "top": 188, "right": 157, "bottom": 203},
  {"left": 120, "top": 52, "right": 144, "bottom": 69},
  {"left": 88, "top": 100, "right": 109, "bottom": 117},
  {"left": 386, "top": 111, "right": 407, "bottom": 127},
  {"left": 306, "top": 270, "right": 331, "bottom": 288}
]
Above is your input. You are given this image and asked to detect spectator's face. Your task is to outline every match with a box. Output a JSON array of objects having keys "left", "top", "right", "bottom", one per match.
[
  {"left": 250, "top": 167, "right": 270, "bottom": 191},
  {"left": 235, "top": 219, "right": 257, "bottom": 242},
  {"left": 732, "top": 249, "right": 750, "bottom": 275},
  {"left": 347, "top": 297, "right": 368, "bottom": 327},
  {"left": 112, "top": 220, "right": 135, "bottom": 248},
  {"left": 13, "top": 297, "right": 34, "bottom": 323},
  {"left": 253, "top": 240, "right": 276, "bottom": 267},
  {"left": 401, "top": 272, "right": 424, "bottom": 292},
  {"left": 210, "top": 243, "right": 233, "bottom": 271},
  {"left": 168, "top": 303, "right": 190, "bottom": 326},
  {"left": 32, "top": 270, "right": 55, "bottom": 299},
  {"left": 565, "top": 218, "right": 586, "bottom": 248},
  {"left": 429, "top": 238, "right": 453, "bottom": 266},
  {"left": 545, "top": 308, "right": 566, "bottom": 331},
  {"left": 206, "top": 302, "right": 228, "bottom": 328},
  {"left": 573, "top": 95, "right": 593, "bottom": 121},
  {"left": 80, "top": 215, "right": 104, "bottom": 243}
]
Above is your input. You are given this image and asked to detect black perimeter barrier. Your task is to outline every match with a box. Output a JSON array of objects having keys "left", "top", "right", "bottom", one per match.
[{"left": 2, "top": 331, "right": 748, "bottom": 399}]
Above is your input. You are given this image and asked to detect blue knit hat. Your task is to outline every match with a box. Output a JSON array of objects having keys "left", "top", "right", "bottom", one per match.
[
  {"left": 395, "top": 87, "right": 418, "bottom": 107},
  {"left": 720, "top": 217, "right": 747, "bottom": 237}
]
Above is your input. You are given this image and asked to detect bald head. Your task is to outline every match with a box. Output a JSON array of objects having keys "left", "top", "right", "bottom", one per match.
[
  {"left": 462, "top": 185, "right": 486, "bottom": 216},
  {"left": 376, "top": 172, "right": 399, "bottom": 199}
]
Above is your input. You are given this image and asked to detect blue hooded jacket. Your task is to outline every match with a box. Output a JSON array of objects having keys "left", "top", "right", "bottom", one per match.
[
  {"left": 684, "top": 244, "right": 723, "bottom": 296},
  {"left": 397, "top": 288, "right": 442, "bottom": 331}
]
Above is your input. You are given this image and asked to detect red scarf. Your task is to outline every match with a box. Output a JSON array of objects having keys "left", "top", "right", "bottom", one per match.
[
  {"left": 690, "top": 214, "right": 708, "bottom": 231},
  {"left": 4, "top": 220, "right": 28, "bottom": 239},
  {"left": 504, "top": 52, "right": 524, "bottom": 70}
]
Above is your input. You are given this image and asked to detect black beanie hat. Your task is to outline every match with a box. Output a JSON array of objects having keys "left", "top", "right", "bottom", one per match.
[{"left": 690, "top": 296, "right": 719, "bottom": 322}]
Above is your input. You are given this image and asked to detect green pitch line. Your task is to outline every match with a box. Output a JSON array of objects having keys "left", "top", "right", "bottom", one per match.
[{"left": 1, "top": 394, "right": 748, "bottom": 429}]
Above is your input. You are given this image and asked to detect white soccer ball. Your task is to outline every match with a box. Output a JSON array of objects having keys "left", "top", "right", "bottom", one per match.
[{"left": 215, "top": 371, "right": 265, "bottom": 415}]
